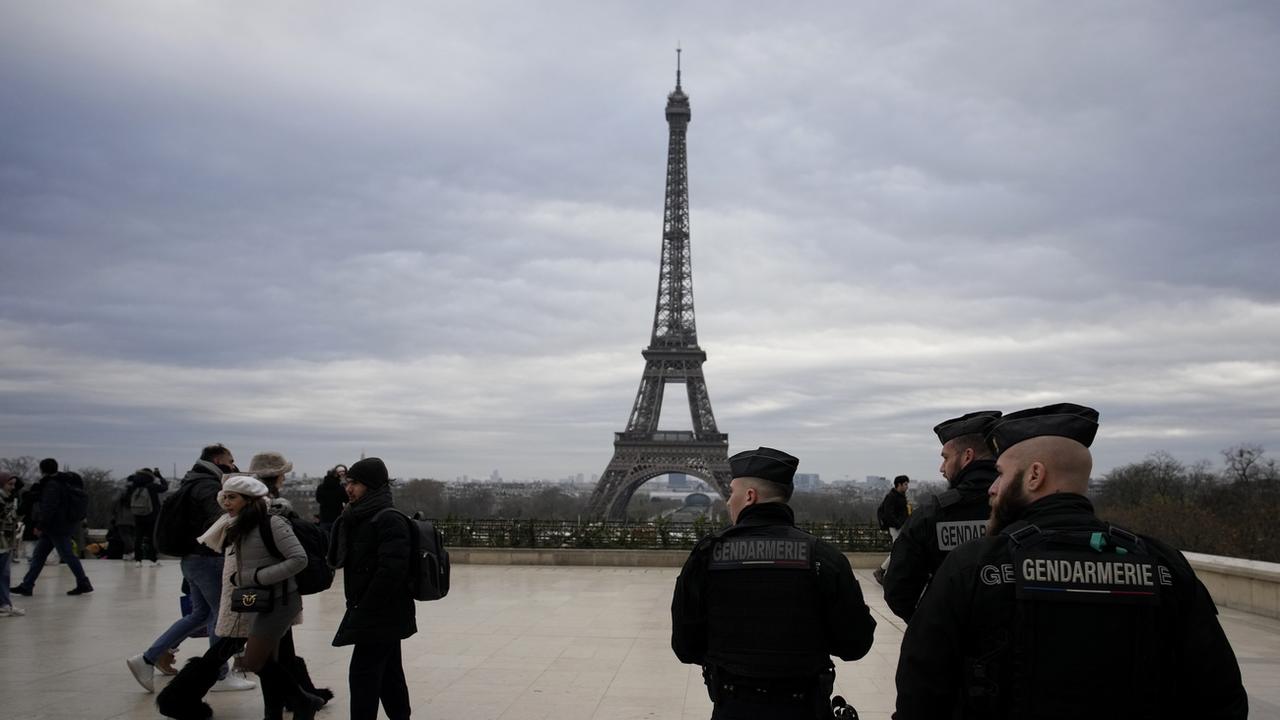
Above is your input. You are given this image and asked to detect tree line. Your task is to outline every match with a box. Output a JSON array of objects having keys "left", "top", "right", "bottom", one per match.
[{"left": 3, "top": 444, "right": 1276, "bottom": 561}]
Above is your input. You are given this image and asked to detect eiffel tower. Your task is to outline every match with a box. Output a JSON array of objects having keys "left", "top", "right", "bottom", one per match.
[{"left": 587, "top": 52, "right": 731, "bottom": 519}]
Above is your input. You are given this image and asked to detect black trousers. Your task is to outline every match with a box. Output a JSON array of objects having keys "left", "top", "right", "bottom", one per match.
[
  {"left": 350, "top": 640, "right": 410, "bottom": 720},
  {"left": 133, "top": 514, "right": 158, "bottom": 562}
]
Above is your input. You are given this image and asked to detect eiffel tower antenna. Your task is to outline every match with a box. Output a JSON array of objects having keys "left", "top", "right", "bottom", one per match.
[
  {"left": 676, "top": 44, "right": 682, "bottom": 90},
  {"left": 587, "top": 58, "right": 731, "bottom": 519}
]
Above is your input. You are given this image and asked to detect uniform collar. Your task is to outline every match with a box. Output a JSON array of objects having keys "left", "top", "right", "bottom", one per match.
[
  {"left": 951, "top": 458, "right": 998, "bottom": 490},
  {"left": 1016, "top": 493, "right": 1095, "bottom": 524},
  {"left": 734, "top": 501, "right": 796, "bottom": 527}
]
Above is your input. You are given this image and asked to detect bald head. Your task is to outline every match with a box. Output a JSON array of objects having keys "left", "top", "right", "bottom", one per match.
[{"left": 1001, "top": 436, "right": 1093, "bottom": 497}]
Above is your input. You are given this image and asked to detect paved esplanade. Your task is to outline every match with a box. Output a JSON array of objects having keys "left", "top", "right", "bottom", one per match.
[{"left": 1, "top": 561, "right": 1277, "bottom": 719}]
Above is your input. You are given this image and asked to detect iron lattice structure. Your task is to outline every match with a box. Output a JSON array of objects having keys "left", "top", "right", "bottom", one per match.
[{"left": 587, "top": 60, "right": 731, "bottom": 519}]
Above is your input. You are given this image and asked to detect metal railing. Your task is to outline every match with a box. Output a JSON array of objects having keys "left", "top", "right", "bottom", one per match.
[{"left": 431, "top": 518, "right": 891, "bottom": 552}]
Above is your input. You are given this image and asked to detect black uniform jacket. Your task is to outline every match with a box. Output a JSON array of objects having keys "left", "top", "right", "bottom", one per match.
[
  {"left": 671, "top": 502, "right": 876, "bottom": 673},
  {"left": 894, "top": 493, "right": 1248, "bottom": 719},
  {"left": 883, "top": 459, "right": 996, "bottom": 621},
  {"left": 332, "top": 503, "right": 417, "bottom": 646}
]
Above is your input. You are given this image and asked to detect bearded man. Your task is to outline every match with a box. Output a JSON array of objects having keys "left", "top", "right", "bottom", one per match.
[{"left": 892, "top": 403, "right": 1248, "bottom": 719}]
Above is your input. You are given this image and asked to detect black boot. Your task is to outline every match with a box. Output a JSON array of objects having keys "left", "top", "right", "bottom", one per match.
[
  {"left": 156, "top": 657, "right": 219, "bottom": 719},
  {"left": 283, "top": 655, "right": 333, "bottom": 708},
  {"left": 257, "top": 660, "right": 323, "bottom": 720},
  {"left": 258, "top": 660, "right": 285, "bottom": 720}
]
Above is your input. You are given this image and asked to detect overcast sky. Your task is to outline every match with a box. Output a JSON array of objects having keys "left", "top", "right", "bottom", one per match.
[{"left": 2, "top": 1, "right": 1278, "bottom": 486}]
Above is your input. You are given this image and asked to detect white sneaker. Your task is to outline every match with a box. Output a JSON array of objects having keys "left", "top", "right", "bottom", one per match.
[
  {"left": 134, "top": 560, "right": 143, "bottom": 567},
  {"left": 211, "top": 672, "right": 257, "bottom": 692},
  {"left": 126, "top": 654, "right": 155, "bottom": 692},
  {"left": 151, "top": 560, "right": 161, "bottom": 567},
  {"left": 0, "top": 604, "right": 26, "bottom": 617}
]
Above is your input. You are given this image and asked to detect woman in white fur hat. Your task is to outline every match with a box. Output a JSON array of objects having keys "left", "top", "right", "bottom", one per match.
[{"left": 199, "top": 474, "right": 323, "bottom": 719}]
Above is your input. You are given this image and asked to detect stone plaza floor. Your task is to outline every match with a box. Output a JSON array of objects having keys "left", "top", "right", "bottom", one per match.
[{"left": 1, "top": 559, "right": 1278, "bottom": 719}]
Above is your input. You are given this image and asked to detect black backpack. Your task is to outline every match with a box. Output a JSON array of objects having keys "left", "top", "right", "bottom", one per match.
[
  {"left": 154, "top": 480, "right": 202, "bottom": 556},
  {"left": 877, "top": 494, "right": 892, "bottom": 530},
  {"left": 61, "top": 472, "right": 88, "bottom": 525},
  {"left": 260, "top": 515, "right": 335, "bottom": 596},
  {"left": 375, "top": 508, "right": 450, "bottom": 602}
]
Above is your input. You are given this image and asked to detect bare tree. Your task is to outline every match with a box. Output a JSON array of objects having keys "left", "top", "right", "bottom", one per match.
[{"left": 0, "top": 456, "right": 37, "bottom": 481}]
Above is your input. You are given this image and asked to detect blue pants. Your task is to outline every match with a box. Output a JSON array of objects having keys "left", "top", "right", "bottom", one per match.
[
  {"left": 144, "top": 554, "right": 228, "bottom": 676},
  {"left": 20, "top": 533, "right": 90, "bottom": 588}
]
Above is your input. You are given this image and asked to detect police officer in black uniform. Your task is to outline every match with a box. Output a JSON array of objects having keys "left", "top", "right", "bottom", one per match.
[
  {"left": 672, "top": 447, "right": 877, "bottom": 719},
  {"left": 883, "top": 410, "right": 1001, "bottom": 621},
  {"left": 894, "top": 404, "right": 1248, "bottom": 719}
]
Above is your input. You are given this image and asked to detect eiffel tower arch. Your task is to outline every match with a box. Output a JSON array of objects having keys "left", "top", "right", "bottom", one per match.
[{"left": 587, "top": 54, "right": 731, "bottom": 519}]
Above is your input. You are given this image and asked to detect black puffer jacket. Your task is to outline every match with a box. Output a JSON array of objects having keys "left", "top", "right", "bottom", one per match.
[{"left": 330, "top": 488, "right": 416, "bottom": 646}]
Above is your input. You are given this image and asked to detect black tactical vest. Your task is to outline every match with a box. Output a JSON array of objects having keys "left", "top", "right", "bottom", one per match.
[
  {"left": 993, "top": 523, "right": 1169, "bottom": 720},
  {"left": 704, "top": 523, "right": 830, "bottom": 678}
]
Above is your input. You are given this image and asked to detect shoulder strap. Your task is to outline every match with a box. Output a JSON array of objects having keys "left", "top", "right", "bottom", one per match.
[
  {"left": 259, "top": 515, "right": 284, "bottom": 560},
  {"left": 935, "top": 489, "right": 962, "bottom": 509}
]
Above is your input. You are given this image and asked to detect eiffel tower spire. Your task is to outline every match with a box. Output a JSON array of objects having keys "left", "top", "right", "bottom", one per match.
[{"left": 587, "top": 56, "right": 731, "bottom": 519}]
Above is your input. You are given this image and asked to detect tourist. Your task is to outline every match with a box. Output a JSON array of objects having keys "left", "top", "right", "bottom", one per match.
[
  {"left": 328, "top": 457, "right": 415, "bottom": 720},
  {"left": 0, "top": 472, "right": 24, "bottom": 616},
  {"left": 10, "top": 458, "right": 93, "bottom": 596}
]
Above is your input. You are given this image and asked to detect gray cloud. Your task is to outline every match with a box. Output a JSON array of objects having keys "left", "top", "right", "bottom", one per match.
[{"left": 1, "top": 1, "right": 1278, "bottom": 483}]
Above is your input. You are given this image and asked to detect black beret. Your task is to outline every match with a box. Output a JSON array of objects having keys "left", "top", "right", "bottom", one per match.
[
  {"left": 729, "top": 447, "right": 799, "bottom": 486},
  {"left": 984, "top": 403, "right": 1099, "bottom": 457},
  {"left": 346, "top": 457, "right": 390, "bottom": 490},
  {"left": 933, "top": 410, "right": 1003, "bottom": 444}
]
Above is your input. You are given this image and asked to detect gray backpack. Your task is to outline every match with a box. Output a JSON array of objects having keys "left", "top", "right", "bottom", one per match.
[{"left": 130, "top": 486, "right": 154, "bottom": 516}]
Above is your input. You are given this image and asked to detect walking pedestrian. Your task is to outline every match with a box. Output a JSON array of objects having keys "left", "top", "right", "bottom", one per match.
[
  {"left": 127, "top": 444, "right": 255, "bottom": 694},
  {"left": 873, "top": 475, "right": 910, "bottom": 585},
  {"left": 9, "top": 458, "right": 93, "bottom": 596},
  {"left": 251, "top": 450, "right": 334, "bottom": 713},
  {"left": 157, "top": 473, "right": 321, "bottom": 719}
]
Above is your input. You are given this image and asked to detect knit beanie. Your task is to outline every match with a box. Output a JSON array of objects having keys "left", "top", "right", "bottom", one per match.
[{"left": 346, "top": 457, "right": 389, "bottom": 490}]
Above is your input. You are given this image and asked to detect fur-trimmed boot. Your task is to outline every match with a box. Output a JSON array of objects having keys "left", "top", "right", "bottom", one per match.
[
  {"left": 155, "top": 656, "right": 219, "bottom": 720},
  {"left": 282, "top": 655, "right": 333, "bottom": 709},
  {"left": 257, "top": 660, "right": 323, "bottom": 720}
]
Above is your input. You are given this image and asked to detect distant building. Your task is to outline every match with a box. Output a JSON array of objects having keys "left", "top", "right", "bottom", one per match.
[
  {"left": 866, "top": 475, "right": 889, "bottom": 491},
  {"left": 793, "top": 473, "right": 821, "bottom": 492},
  {"left": 668, "top": 473, "right": 691, "bottom": 490},
  {"left": 661, "top": 492, "right": 714, "bottom": 521}
]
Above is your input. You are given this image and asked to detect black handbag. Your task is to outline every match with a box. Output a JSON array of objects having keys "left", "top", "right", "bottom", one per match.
[
  {"left": 229, "top": 551, "right": 273, "bottom": 613},
  {"left": 230, "top": 585, "right": 273, "bottom": 613}
]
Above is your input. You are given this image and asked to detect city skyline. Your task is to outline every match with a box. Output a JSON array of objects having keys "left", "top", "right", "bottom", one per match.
[{"left": 1, "top": 2, "right": 1278, "bottom": 486}]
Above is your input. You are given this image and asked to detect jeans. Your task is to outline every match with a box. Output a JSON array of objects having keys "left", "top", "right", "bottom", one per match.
[
  {"left": 145, "top": 554, "right": 227, "bottom": 676},
  {"left": 0, "top": 551, "right": 11, "bottom": 606},
  {"left": 350, "top": 640, "right": 410, "bottom": 720},
  {"left": 20, "top": 533, "right": 90, "bottom": 588}
]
